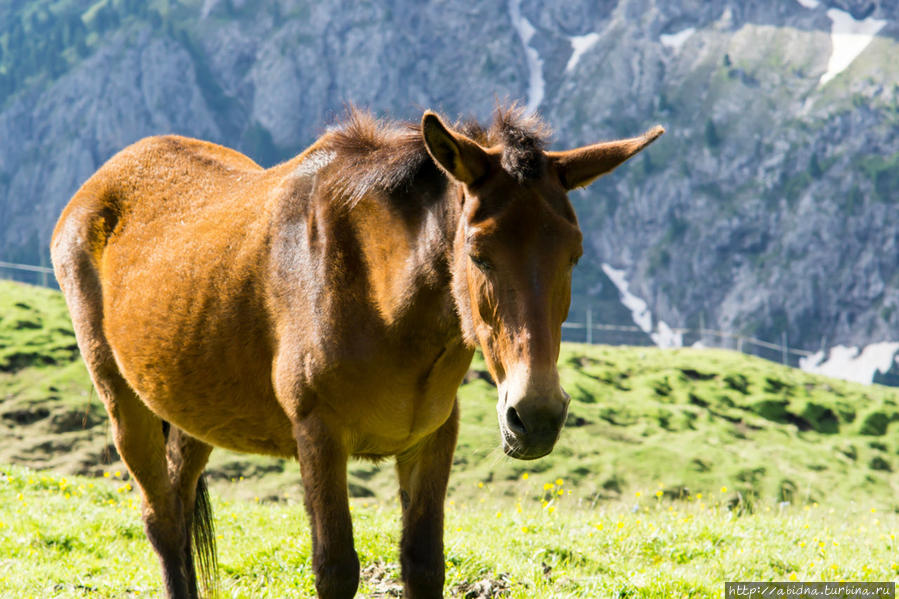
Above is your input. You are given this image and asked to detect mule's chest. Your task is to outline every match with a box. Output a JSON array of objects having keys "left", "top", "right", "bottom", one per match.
[{"left": 302, "top": 336, "right": 475, "bottom": 455}]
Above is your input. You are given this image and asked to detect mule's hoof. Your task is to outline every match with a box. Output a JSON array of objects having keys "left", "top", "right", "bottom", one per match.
[{"left": 314, "top": 551, "right": 360, "bottom": 599}]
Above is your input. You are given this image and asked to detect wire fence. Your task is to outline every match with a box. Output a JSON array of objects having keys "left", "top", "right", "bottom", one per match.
[
  {"left": 0, "top": 260, "right": 55, "bottom": 288},
  {"left": 561, "top": 318, "right": 812, "bottom": 367},
  {"left": 1, "top": 260, "right": 813, "bottom": 367}
]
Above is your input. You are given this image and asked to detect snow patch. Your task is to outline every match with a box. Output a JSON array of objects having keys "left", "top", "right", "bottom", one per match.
[
  {"left": 660, "top": 28, "right": 695, "bottom": 52},
  {"left": 508, "top": 0, "right": 545, "bottom": 112},
  {"left": 566, "top": 32, "right": 600, "bottom": 73},
  {"left": 601, "top": 263, "right": 682, "bottom": 348},
  {"left": 652, "top": 321, "right": 684, "bottom": 349},
  {"left": 819, "top": 9, "right": 887, "bottom": 87},
  {"left": 602, "top": 264, "right": 652, "bottom": 333},
  {"left": 795, "top": 0, "right": 820, "bottom": 9},
  {"left": 799, "top": 342, "right": 899, "bottom": 384}
]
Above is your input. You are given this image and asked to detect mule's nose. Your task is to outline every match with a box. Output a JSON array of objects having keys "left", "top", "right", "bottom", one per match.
[
  {"left": 502, "top": 392, "right": 569, "bottom": 460},
  {"left": 505, "top": 406, "right": 528, "bottom": 436}
]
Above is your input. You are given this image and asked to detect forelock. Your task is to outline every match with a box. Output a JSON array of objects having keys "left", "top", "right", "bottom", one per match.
[{"left": 489, "top": 104, "right": 551, "bottom": 182}]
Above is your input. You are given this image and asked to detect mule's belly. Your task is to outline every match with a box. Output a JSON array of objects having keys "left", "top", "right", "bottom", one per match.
[
  {"left": 110, "top": 337, "right": 297, "bottom": 457},
  {"left": 158, "top": 375, "right": 295, "bottom": 458}
]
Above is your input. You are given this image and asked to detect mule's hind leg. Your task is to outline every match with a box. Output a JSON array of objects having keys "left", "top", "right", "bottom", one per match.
[
  {"left": 72, "top": 370, "right": 187, "bottom": 597},
  {"left": 395, "top": 398, "right": 459, "bottom": 599},
  {"left": 80, "top": 360, "right": 212, "bottom": 598},
  {"left": 54, "top": 225, "right": 214, "bottom": 598},
  {"left": 90, "top": 371, "right": 214, "bottom": 599},
  {"left": 93, "top": 373, "right": 201, "bottom": 598},
  {"left": 164, "top": 426, "right": 215, "bottom": 596}
]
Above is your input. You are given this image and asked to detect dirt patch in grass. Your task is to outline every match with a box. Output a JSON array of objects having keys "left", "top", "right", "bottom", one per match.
[{"left": 451, "top": 573, "right": 512, "bottom": 598}]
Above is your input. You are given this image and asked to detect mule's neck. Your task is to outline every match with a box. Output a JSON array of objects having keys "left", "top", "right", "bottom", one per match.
[{"left": 342, "top": 171, "right": 462, "bottom": 334}]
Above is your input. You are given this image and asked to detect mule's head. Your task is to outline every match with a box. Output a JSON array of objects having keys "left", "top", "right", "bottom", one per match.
[{"left": 422, "top": 109, "right": 663, "bottom": 459}]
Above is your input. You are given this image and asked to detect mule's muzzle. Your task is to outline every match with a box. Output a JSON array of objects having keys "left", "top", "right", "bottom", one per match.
[{"left": 500, "top": 392, "right": 569, "bottom": 460}]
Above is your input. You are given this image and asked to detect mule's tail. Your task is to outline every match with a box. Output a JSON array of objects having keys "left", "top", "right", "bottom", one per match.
[{"left": 193, "top": 474, "right": 218, "bottom": 598}]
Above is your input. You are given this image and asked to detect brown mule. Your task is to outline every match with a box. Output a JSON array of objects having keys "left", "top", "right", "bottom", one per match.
[{"left": 51, "top": 106, "right": 662, "bottom": 598}]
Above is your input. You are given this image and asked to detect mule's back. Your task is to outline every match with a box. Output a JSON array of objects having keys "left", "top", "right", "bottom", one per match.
[{"left": 54, "top": 134, "right": 265, "bottom": 274}]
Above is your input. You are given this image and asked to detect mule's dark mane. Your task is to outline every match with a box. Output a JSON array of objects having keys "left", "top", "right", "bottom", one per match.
[
  {"left": 323, "top": 110, "right": 431, "bottom": 205},
  {"left": 321, "top": 105, "right": 551, "bottom": 205}
]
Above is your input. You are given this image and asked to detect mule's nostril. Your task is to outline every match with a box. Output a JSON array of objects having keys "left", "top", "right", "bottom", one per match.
[{"left": 506, "top": 406, "right": 527, "bottom": 435}]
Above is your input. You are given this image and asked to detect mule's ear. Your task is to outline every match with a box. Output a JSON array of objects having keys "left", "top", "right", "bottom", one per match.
[
  {"left": 421, "top": 111, "right": 489, "bottom": 185},
  {"left": 548, "top": 126, "right": 665, "bottom": 190}
]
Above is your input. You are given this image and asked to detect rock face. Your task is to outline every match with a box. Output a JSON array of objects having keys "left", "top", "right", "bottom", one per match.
[{"left": 1, "top": 0, "right": 897, "bottom": 353}]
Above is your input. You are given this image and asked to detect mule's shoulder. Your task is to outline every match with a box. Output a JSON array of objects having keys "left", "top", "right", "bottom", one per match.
[{"left": 120, "top": 134, "right": 264, "bottom": 173}]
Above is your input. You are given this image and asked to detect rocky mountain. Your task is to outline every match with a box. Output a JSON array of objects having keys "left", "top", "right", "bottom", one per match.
[{"left": 2, "top": 0, "right": 898, "bottom": 370}]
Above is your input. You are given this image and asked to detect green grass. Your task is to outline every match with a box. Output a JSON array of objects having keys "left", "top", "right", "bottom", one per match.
[
  {"left": 448, "top": 344, "right": 899, "bottom": 513},
  {"left": 0, "top": 280, "right": 79, "bottom": 373},
  {"left": 2, "top": 463, "right": 898, "bottom": 598},
  {"left": 4, "top": 278, "right": 899, "bottom": 509}
]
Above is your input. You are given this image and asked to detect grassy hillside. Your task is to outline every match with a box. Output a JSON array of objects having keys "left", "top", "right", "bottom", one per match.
[
  {"left": 2, "top": 463, "right": 898, "bottom": 598},
  {"left": 3, "top": 279, "right": 899, "bottom": 511}
]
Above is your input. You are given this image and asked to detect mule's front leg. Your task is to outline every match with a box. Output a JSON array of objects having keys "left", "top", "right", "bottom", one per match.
[
  {"left": 295, "top": 418, "right": 359, "bottom": 599},
  {"left": 396, "top": 399, "right": 460, "bottom": 599}
]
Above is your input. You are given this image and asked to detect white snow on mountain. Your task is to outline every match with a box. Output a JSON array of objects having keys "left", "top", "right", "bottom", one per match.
[
  {"left": 601, "top": 263, "right": 683, "bottom": 348},
  {"left": 508, "top": 0, "right": 545, "bottom": 112},
  {"left": 567, "top": 32, "right": 600, "bottom": 72},
  {"left": 660, "top": 27, "right": 695, "bottom": 52},
  {"left": 799, "top": 342, "right": 899, "bottom": 384},
  {"left": 819, "top": 8, "right": 887, "bottom": 86}
]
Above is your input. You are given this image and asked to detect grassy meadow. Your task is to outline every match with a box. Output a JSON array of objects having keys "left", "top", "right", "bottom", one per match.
[
  {"left": 3, "top": 279, "right": 899, "bottom": 596},
  {"left": 2, "top": 463, "right": 899, "bottom": 598}
]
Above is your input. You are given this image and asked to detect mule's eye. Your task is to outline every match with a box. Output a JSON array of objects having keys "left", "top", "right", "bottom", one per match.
[{"left": 470, "top": 255, "right": 493, "bottom": 272}]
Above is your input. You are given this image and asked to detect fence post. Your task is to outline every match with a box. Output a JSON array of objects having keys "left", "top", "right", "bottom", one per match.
[
  {"left": 699, "top": 312, "right": 705, "bottom": 345},
  {"left": 781, "top": 331, "right": 788, "bottom": 365},
  {"left": 586, "top": 306, "right": 593, "bottom": 345},
  {"left": 40, "top": 252, "right": 48, "bottom": 288},
  {"left": 737, "top": 336, "right": 743, "bottom": 353}
]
